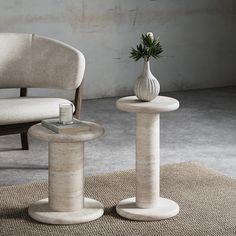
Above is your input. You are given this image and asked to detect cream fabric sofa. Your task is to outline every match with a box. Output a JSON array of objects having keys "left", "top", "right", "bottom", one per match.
[{"left": 0, "top": 33, "right": 85, "bottom": 149}]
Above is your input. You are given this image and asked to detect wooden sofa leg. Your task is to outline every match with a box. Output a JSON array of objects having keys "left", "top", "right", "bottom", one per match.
[{"left": 21, "top": 132, "right": 29, "bottom": 150}]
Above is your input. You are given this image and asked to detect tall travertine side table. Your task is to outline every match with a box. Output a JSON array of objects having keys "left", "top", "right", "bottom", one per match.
[
  {"left": 116, "top": 96, "right": 180, "bottom": 221},
  {"left": 28, "top": 121, "right": 104, "bottom": 224}
]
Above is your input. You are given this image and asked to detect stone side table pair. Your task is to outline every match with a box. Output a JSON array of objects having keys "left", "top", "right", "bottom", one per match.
[{"left": 28, "top": 95, "right": 179, "bottom": 224}]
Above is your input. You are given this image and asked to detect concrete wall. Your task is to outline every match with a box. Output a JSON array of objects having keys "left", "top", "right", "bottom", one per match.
[{"left": 0, "top": 0, "right": 236, "bottom": 99}]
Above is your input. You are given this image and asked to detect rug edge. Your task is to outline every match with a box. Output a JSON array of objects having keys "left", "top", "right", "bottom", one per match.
[{"left": 1, "top": 161, "right": 235, "bottom": 189}]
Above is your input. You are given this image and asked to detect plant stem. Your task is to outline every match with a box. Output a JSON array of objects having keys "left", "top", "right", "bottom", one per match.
[{"left": 144, "top": 56, "right": 149, "bottom": 62}]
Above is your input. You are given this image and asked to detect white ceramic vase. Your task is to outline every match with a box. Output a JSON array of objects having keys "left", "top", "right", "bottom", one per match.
[{"left": 134, "top": 60, "right": 160, "bottom": 102}]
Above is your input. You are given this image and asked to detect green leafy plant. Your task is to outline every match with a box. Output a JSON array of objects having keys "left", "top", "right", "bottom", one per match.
[{"left": 130, "top": 32, "right": 163, "bottom": 62}]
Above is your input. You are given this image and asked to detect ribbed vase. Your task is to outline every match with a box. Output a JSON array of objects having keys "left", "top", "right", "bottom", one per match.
[{"left": 134, "top": 60, "right": 160, "bottom": 102}]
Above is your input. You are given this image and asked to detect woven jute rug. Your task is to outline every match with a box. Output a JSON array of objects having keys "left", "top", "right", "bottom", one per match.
[{"left": 0, "top": 162, "right": 236, "bottom": 236}]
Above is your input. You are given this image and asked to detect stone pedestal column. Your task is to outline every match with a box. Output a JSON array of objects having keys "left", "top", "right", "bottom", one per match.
[
  {"left": 48, "top": 142, "right": 84, "bottom": 212},
  {"left": 28, "top": 121, "right": 104, "bottom": 224},
  {"left": 136, "top": 113, "right": 160, "bottom": 209},
  {"left": 116, "top": 96, "right": 180, "bottom": 221}
]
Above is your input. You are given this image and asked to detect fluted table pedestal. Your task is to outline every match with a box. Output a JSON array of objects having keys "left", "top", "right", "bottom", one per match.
[
  {"left": 28, "top": 121, "right": 104, "bottom": 224},
  {"left": 116, "top": 96, "right": 180, "bottom": 221}
]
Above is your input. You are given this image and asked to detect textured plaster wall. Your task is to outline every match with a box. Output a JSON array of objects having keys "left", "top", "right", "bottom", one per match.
[{"left": 0, "top": 0, "right": 235, "bottom": 99}]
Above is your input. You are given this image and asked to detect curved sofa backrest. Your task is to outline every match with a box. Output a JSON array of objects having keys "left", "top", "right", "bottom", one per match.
[{"left": 0, "top": 33, "right": 85, "bottom": 89}]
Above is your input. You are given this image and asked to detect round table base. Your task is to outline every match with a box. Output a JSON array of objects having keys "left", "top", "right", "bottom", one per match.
[
  {"left": 116, "top": 197, "right": 179, "bottom": 221},
  {"left": 28, "top": 198, "right": 104, "bottom": 224}
]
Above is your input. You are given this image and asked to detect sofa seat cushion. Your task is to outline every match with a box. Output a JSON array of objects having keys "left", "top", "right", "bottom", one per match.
[{"left": 0, "top": 97, "right": 74, "bottom": 125}]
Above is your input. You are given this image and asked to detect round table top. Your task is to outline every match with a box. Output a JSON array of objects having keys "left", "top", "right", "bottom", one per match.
[
  {"left": 29, "top": 121, "right": 104, "bottom": 143},
  {"left": 116, "top": 96, "right": 179, "bottom": 114}
]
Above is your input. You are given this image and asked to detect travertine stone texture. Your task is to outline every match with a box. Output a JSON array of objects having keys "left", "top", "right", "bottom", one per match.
[
  {"left": 48, "top": 142, "right": 84, "bottom": 212},
  {"left": 116, "top": 96, "right": 179, "bottom": 114},
  {"left": 116, "top": 197, "right": 179, "bottom": 221},
  {"left": 28, "top": 121, "right": 104, "bottom": 224},
  {"left": 116, "top": 96, "right": 180, "bottom": 221},
  {"left": 29, "top": 121, "right": 104, "bottom": 143},
  {"left": 28, "top": 197, "right": 104, "bottom": 225},
  {"left": 136, "top": 113, "right": 160, "bottom": 208}
]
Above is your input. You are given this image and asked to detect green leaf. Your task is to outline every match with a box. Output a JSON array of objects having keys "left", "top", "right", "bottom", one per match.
[{"left": 130, "top": 33, "right": 163, "bottom": 61}]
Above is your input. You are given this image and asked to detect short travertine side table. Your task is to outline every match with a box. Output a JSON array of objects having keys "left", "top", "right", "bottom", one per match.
[
  {"left": 116, "top": 96, "right": 180, "bottom": 221},
  {"left": 28, "top": 121, "right": 104, "bottom": 224}
]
